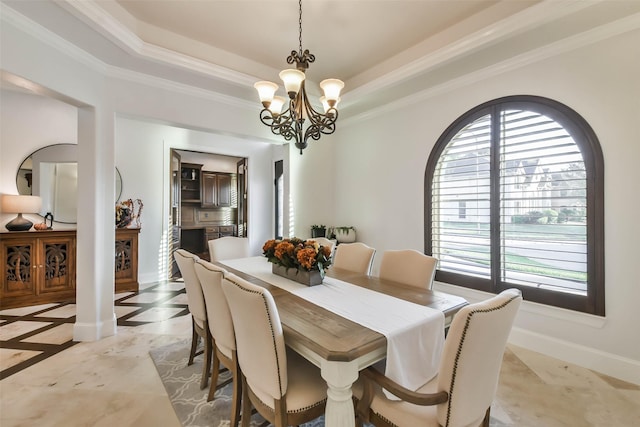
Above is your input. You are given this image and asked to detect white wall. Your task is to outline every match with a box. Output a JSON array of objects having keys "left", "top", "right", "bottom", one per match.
[
  {"left": 0, "top": 90, "right": 78, "bottom": 228},
  {"left": 115, "top": 117, "right": 274, "bottom": 283},
  {"left": 287, "top": 131, "right": 337, "bottom": 238},
  {"left": 314, "top": 29, "right": 640, "bottom": 383}
]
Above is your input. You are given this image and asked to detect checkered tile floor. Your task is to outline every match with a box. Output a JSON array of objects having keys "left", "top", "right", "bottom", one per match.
[{"left": 0, "top": 281, "right": 188, "bottom": 380}]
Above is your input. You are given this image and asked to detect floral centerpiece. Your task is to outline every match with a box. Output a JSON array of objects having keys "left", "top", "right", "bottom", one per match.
[{"left": 263, "top": 237, "right": 332, "bottom": 286}]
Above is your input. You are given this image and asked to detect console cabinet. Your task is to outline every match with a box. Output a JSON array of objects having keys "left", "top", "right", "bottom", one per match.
[
  {"left": 0, "top": 228, "right": 140, "bottom": 309},
  {"left": 115, "top": 228, "right": 140, "bottom": 293},
  {"left": 0, "top": 230, "right": 76, "bottom": 309}
]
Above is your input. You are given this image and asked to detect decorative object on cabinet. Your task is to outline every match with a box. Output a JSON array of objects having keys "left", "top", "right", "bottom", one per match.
[
  {"left": 115, "top": 198, "right": 143, "bottom": 229},
  {"left": 310, "top": 224, "right": 326, "bottom": 238},
  {"left": 16, "top": 143, "right": 123, "bottom": 223},
  {"left": 262, "top": 237, "right": 332, "bottom": 286},
  {"left": 334, "top": 226, "right": 356, "bottom": 243},
  {"left": 34, "top": 222, "right": 48, "bottom": 231},
  {"left": 0, "top": 230, "right": 76, "bottom": 309},
  {"left": 44, "top": 212, "right": 54, "bottom": 229},
  {"left": 180, "top": 163, "right": 202, "bottom": 203},
  {"left": 115, "top": 228, "right": 140, "bottom": 292},
  {"left": 1, "top": 195, "right": 42, "bottom": 231},
  {"left": 115, "top": 201, "right": 132, "bottom": 228}
]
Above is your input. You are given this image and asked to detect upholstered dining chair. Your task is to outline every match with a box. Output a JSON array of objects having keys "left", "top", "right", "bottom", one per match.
[
  {"left": 209, "top": 236, "right": 250, "bottom": 262},
  {"left": 379, "top": 249, "right": 438, "bottom": 289},
  {"left": 333, "top": 242, "right": 376, "bottom": 275},
  {"left": 173, "top": 249, "right": 212, "bottom": 390},
  {"left": 311, "top": 237, "right": 336, "bottom": 257},
  {"left": 194, "top": 259, "right": 241, "bottom": 427},
  {"left": 221, "top": 273, "right": 327, "bottom": 427},
  {"left": 355, "top": 288, "right": 522, "bottom": 427}
]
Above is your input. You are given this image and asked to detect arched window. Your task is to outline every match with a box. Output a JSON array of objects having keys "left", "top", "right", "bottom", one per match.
[{"left": 425, "top": 96, "right": 604, "bottom": 315}]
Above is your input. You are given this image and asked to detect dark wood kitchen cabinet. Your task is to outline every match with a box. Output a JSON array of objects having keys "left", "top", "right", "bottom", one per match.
[{"left": 202, "top": 172, "right": 232, "bottom": 208}]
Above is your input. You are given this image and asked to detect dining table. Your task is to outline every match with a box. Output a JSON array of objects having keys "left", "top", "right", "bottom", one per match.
[{"left": 216, "top": 256, "right": 468, "bottom": 427}]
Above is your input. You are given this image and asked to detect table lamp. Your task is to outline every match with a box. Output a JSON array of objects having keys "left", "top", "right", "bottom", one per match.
[{"left": 1, "top": 194, "right": 42, "bottom": 231}]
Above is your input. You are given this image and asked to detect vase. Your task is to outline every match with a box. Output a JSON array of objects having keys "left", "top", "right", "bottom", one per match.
[{"left": 271, "top": 264, "right": 323, "bottom": 286}]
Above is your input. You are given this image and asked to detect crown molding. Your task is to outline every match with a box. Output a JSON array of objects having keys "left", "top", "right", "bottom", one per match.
[
  {"left": 107, "top": 66, "right": 255, "bottom": 111},
  {"left": 0, "top": 3, "right": 107, "bottom": 74},
  {"left": 342, "top": 11, "right": 640, "bottom": 127},
  {"left": 1, "top": 3, "right": 255, "bottom": 112},
  {"left": 60, "top": 0, "right": 260, "bottom": 88}
]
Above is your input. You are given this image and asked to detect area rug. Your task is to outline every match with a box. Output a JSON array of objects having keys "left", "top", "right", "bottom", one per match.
[
  {"left": 149, "top": 339, "right": 325, "bottom": 427},
  {"left": 150, "top": 340, "right": 505, "bottom": 427}
]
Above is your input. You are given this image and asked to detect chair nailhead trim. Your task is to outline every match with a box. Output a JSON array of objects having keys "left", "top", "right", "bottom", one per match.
[
  {"left": 228, "top": 277, "right": 285, "bottom": 398},
  {"left": 445, "top": 294, "right": 520, "bottom": 427}
]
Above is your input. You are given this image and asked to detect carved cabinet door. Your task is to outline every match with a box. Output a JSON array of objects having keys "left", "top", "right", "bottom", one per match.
[
  {"left": 1, "top": 237, "right": 37, "bottom": 299},
  {"left": 37, "top": 234, "right": 76, "bottom": 294}
]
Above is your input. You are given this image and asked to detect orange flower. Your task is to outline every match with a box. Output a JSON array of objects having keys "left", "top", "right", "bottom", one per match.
[
  {"left": 297, "top": 247, "right": 317, "bottom": 270},
  {"left": 274, "top": 241, "right": 294, "bottom": 260},
  {"left": 263, "top": 237, "right": 332, "bottom": 272},
  {"left": 263, "top": 239, "right": 277, "bottom": 253}
]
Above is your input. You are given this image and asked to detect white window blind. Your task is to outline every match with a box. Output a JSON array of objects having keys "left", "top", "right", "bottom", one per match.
[
  {"left": 500, "top": 110, "right": 587, "bottom": 294},
  {"left": 432, "top": 114, "right": 492, "bottom": 279},
  {"left": 432, "top": 109, "right": 588, "bottom": 296}
]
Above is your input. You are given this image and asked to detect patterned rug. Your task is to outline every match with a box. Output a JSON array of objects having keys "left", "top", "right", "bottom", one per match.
[{"left": 149, "top": 339, "right": 325, "bottom": 427}]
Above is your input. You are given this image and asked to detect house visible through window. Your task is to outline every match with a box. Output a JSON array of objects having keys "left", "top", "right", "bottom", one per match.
[
  {"left": 458, "top": 201, "right": 467, "bottom": 219},
  {"left": 425, "top": 96, "right": 604, "bottom": 315}
]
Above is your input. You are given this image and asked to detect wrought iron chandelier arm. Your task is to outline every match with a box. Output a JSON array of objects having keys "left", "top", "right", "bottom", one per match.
[{"left": 258, "top": 108, "right": 298, "bottom": 143}]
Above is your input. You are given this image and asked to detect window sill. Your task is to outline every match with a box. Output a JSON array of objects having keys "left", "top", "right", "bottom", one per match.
[{"left": 434, "top": 281, "right": 607, "bottom": 329}]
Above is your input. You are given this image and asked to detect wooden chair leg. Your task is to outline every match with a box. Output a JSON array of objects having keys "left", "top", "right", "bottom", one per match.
[
  {"left": 230, "top": 353, "right": 242, "bottom": 427},
  {"left": 188, "top": 318, "right": 198, "bottom": 366},
  {"left": 240, "top": 375, "right": 252, "bottom": 427},
  {"left": 481, "top": 407, "right": 491, "bottom": 427},
  {"left": 207, "top": 347, "right": 221, "bottom": 402},
  {"left": 200, "top": 328, "right": 212, "bottom": 389}
]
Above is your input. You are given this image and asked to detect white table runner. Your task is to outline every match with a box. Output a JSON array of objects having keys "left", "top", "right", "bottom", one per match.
[{"left": 220, "top": 256, "right": 445, "bottom": 397}]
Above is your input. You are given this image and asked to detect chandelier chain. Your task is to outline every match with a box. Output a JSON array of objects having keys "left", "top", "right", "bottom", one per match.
[{"left": 298, "top": 0, "right": 303, "bottom": 57}]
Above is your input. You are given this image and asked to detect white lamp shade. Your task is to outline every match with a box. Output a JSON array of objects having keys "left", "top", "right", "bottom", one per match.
[
  {"left": 269, "top": 96, "right": 286, "bottom": 115},
  {"left": 279, "top": 69, "right": 305, "bottom": 97},
  {"left": 320, "top": 78, "right": 344, "bottom": 101},
  {"left": 254, "top": 81, "right": 279, "bottom": 105},
  {"left": 1, "top": 195, "right": 42, "bottom": 214}
]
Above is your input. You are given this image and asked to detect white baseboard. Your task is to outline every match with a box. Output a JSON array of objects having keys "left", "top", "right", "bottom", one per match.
[
  {"left": 73, "top": 314, "right": 117, "bottom": 342},
  {"left": 509, "top": 327, "right": 640, "bottom": 386}
]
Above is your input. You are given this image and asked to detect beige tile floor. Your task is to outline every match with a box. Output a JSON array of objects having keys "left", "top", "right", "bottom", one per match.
[{"left": 1, "top": 282, "right": 639, "bottom": 427}]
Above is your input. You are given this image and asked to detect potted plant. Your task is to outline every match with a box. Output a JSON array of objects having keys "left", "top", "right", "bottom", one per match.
[
  {"left": 334, "top": 226, "right": 356, "bottom": 243},
  {"left": 311, "top": 224, "right": 326, "bottom": 238}
]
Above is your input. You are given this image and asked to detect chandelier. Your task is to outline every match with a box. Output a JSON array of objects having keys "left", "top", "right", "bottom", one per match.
[{"left": 254, "top": 0, "right": 344, "bottom": 154}]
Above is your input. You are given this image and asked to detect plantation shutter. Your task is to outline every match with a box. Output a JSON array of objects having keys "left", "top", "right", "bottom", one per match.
[
  {"left": 499, "top": 109, "right": 587, "bottom": 294},
  {"left": 432, "top": 114, "right": 492, "bottom": 279}
]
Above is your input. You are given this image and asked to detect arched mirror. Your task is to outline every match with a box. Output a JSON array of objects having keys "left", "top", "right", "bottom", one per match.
[{"left": 16, "top": 143, "right": 123, "bottom": 224}]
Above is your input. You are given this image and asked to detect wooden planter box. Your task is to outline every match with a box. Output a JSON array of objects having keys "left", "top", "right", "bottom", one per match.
[{"left": 271, "top": 263, "right": 323, "bottom": 286}]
